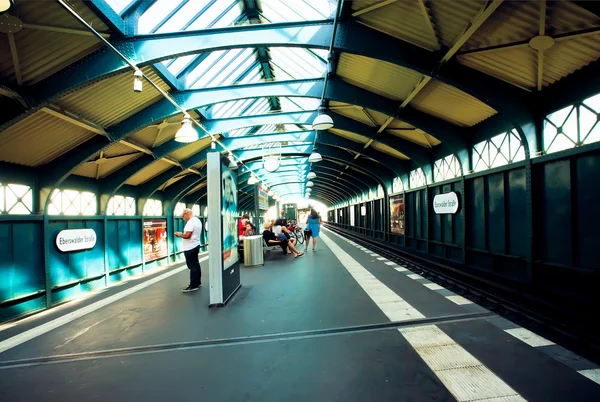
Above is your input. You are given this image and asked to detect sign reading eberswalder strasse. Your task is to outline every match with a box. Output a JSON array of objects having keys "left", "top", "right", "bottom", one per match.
[
  {"left": 56, "top": 228, "right": 97, "bottom": 252},
  {"left": 433, "top": 192, "right": 460, "bottom": 214}
]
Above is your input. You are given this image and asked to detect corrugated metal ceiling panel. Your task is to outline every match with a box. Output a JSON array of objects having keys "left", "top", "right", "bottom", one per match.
[
  {"left": 411, "top": 80, "right": 497, "bottom": 126},
  {"left": 351, "top": 0, "right": 440, "bottom": 51},
  {"left": 328, "top": 128, "right": 368, "bottom": 144},
  {"left": 544, "top": 34, "right": 600, "bottom": 87},
  {"left": 0, "top": 1, "right": 108, "bottom": 85},
  {"left": 57, "top": 66, "right": 171, "bottom": 128},
  {"left": 0, "top": 111, "right": 96, "bottom": 166},
  {"left": 337, "top": 54, "right": 423, "bottom": 101},
  {"left": 168, "top": 137, "right": 213, "bottom": 161},
  {"left": 103, "top": 142, "right": 139, "bottom": 158},
  {"left": 126, "top": 113, "right": 190, "bottom": 148},
  {"left": 428, "top": 0, "right": 487, "bottom": 48},
  {"left": 462, "top": 1, "right": 540, "bottom": 52},
  {"left": 371, "top": 141, "right": 409, "bottom": 160},
  {"left": 74, "top": 153, "right": 142, "bottom": 179},
  {"left": 186, "top": 182, "right": 207, "bottom": 196},
  {"left": 330, "top": 103, "right": 376, "bottom": 127},
  {"left": 125, "top": 160, "right": 173, "bottom": 187},
  {"left": 458, "top": 46, "right": 537, "bottom": 90},
  {"left": 384, "top": 128, "right": 440, "bottom": 148}
]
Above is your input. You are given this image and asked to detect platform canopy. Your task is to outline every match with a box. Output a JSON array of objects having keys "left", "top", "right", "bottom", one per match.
[{"left": 0, "top": 0, "right": 599, "bottom": 207}]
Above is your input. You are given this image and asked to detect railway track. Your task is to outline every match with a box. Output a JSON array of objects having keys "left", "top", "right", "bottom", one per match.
[{"left": 325, "top": 224, "right": 600, "bottom": 365}]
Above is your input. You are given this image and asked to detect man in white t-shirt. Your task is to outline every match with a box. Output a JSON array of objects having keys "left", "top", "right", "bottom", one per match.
[{"left": 175, "top": 208, "right": 203, "bottom": 292}]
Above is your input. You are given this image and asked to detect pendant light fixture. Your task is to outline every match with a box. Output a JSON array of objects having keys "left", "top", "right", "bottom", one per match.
[
  {"left": 268, "top": 190, "right": 274, "bottom": 196},
  {"left": 311, "top": 110, "right": 334, "bottom": 130},
  {"left": 307, "top": 170, "right": 316, "bottom": 179},
  {"left": 228, "top": 154, "right": 237, "bottom": 170},
  {"left": 248, "top": 175, "right": 259, "bottom": 185},
  {"left": 0, "top": 0, "right": 13, "bottom": 13},
  {"left": 307, "top": 181, "right": 314, "bottom": 187},
  {"left": 308, "top": 148, "right": 322, "bottom": 163},
  {"left": 174, "top": 113, "right": 198, "bottom": 143},
  {"left": 133, "top": 69, "right": 143, "bottom": 92}
]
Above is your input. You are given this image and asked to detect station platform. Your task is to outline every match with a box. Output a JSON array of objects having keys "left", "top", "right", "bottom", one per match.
[{"left": 1, "top": 228, "right": 600, "bottom": 401}]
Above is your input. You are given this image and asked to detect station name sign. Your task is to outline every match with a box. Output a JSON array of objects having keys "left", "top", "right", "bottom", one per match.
[
  {"left": 56, "top": 228, "right": 97, "bottom": 252},
  {"left": 433, "top": 192, "right": 460, "bottom": 214}
]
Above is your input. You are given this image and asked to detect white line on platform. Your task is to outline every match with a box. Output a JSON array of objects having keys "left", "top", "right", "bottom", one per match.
[
  {"left": 407, "top": 273, "right": 424, "bottom": 280},
  {"left": 446, "top": 295, "right": 473, "bottom": 305},
  {"left": 395, "top": 267, "right": 409, "bottom": 272},
  {"left": 579, "top": 369, "right": 600, "bottom": 385},
  {"left": 0, "top": 255, "right": 208, "bottom": 355},
  {"left": 424, "top": 283, "right": 444, "bottom": 291},
  {"left": 384, "top": 261, "right": 396, "bottom": 266},
  {"left": 322, "top": 228, "right": 525, "bottom": 402},
  {"left": 504, "top": 328, "right": 554, "bottom": 347}
]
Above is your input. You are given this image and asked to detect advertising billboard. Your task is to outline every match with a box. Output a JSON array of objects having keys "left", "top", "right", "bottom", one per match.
[
  {"left": 143, "top": 219, "right": 168, "bottom": 261},
  {"left": 221, "top": 166, "right": 238, "bottom": 271},
  {"left": 257, "top": 186, "right": 268, "bottom": 210},
  {"left": 390, "top": 194, "right": 405, "bottom": 235}
]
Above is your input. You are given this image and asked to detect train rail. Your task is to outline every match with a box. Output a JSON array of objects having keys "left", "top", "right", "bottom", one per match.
[{"left": 325, "top": 224, "right": 600, "bottom": 365}]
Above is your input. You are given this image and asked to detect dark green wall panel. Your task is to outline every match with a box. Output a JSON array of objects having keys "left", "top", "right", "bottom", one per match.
[
  {"left": 576, "top": 153, "right": 600, "bottom": 269},
  {"left": 507, "top": 169, "right": 528, "bottom": 257},
  {"left": 538, "top": 160, "right": 573, "bottom": 266},
  {"left": 488, "top": 173, "right": 506, "bottom": 254},
  {"left": 468, "top": 177, "right": 486, "bottom": 250},
  {"left": 0, "top": 222, "right": 44, "bottom": 302}
]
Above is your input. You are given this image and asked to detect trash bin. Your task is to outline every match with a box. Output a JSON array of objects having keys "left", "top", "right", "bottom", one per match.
[{"left": 243, "top": 235, "right": 264, "bottom": 267}]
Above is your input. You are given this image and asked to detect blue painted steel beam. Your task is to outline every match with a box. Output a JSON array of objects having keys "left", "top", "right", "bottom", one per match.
[
  {"left": 19, "top": 19, "right": 529, "bottom": 121},
  {"left": 88, "top": 0, "right": 127, "bottom": 35},
  {"left": 222, "top": 131, "right": 316, "bottom": 149},
  {"left": 240, "top": 176, "right": 357, "bottom": 199},
  {"left": 206, "top": 111, "right": 317, "bottom": 133}
]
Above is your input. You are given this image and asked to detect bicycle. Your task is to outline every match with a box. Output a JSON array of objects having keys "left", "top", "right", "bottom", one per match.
[{"left": 287, "top": 224, "right": 305, "bottom": 245}]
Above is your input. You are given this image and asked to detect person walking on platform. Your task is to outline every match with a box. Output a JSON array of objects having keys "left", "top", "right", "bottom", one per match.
[
  {"left": 175, "top": 208, "right": 203, "bottom": 293},
  {"left": 305, "top": 208, "right": 322, "bottom": 252}
]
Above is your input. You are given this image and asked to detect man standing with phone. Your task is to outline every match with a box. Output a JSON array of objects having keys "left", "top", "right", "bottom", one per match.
[{"left": 175, "top": 208, "right": 203, "bottom": 293}]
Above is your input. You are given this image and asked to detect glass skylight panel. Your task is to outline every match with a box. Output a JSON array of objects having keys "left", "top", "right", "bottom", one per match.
[
  {"left": 105, "top": 0, "right": 135, "bottom": 15},
  {"left": 270, "top": 48, "right": 326, "bottom": 80},
  {"left": 162, "top": 54, "right": 197, "bottom": 76},
  {"left": 189, "top": 48, "right": 256, "bottom": 89},
  {"left": 187, "top": 0, "right": 243, "bottom": 31},
  {"left": 138, "top": 0, "right": 185, "bottom": 34},
  {"left": 260, "top": 0, "right": 334, "bottom": 23},
  {"left": 210, "top": 98, "right": 254, "bottom": 119},
  {"left": 185, "top": 50, "right": 226, "bottom": 87},
  {"left": 256, "top": 125, "right": 278, "bottom": 134},
  {"left": 245, "top": 98, "right": 271, "bottom": 116},
  {"left": 227, "top": 127, "right": 254, "bottom": 138},
  {"left": 280, "top": 97, "right": 320, "bottom": 112},
  {"left": 155, "top": 0, "right": 211, "bottom": 33},
  {"left": 240, "top": 67, "right": 263, "bottom": 85}
]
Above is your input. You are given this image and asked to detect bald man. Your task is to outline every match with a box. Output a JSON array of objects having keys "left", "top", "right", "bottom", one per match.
[{"left": 175, "top": 208, "right": 202, "bottom": 292}]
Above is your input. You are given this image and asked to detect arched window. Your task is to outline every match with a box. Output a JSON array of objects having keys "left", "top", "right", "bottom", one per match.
[
  {"left": 377, "top": 185, "right": 384, "bottom": 198},
  {"left": 192, "top": 204, "right": 200, "bottom": 217},
  {"left": 174, "top": 202, "right": 186, "bottom": 217},
  {"left": 473, "top": 129, "right": 525, "bottom": 172},
  {"left": 107, "top": 195, "right": 135, "bottom": 216},
  {"left": 434, "top": 155, "right": 461, "bottom": 182},
  {"left": 544, "top": 93, "right": 600, "bottom": 154},
  {"left": 143, "top": 199, "right": 163, "bottom": 216},
  {"left": 0, "top": 183, "right": 32, "bottom": 215},
  {"left": 392, "top": 177, "right": 404, "bottom": 194},
  {"left": 48, "top": 190, "right": 96, "bottom": 216},
  {"left": 409, "top": 168, "right": 426, "bottom": 189}
]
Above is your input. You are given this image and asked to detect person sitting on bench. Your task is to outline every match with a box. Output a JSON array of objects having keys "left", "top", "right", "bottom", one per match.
[{"left": 262, "top": 221, "right": 304, "bottom": 258}]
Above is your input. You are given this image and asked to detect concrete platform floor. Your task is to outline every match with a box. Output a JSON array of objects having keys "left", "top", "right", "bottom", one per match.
[{"left": 0, "top": 227, "right": 599, "bottom": 401}]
